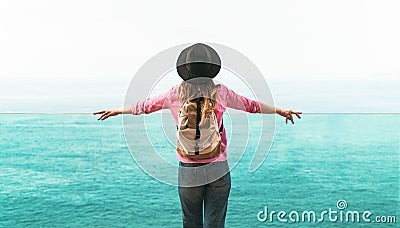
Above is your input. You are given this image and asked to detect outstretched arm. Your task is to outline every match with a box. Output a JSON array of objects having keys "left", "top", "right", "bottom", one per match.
[
  {"left": 259, "top": 102, "right": 302, "bottom": 124},
  {"left": 94, "top": 88, "right": 171, "bottom": 121},
  {"left": 224, "top": 85, "right": 302, "bottom": 124}
]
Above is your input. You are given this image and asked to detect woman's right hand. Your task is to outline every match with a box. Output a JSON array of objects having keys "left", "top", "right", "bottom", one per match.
[
  {"left": 93, "top": 109, "right": 121, "bottom": 121},
  {"left": 276, "top": 108, "right": 302, "bottom": 124}
]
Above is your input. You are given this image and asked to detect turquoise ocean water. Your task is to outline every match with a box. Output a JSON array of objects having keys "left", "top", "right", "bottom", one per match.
[{"left": 0, "top": 114, "right": 399, "bottom": 227}]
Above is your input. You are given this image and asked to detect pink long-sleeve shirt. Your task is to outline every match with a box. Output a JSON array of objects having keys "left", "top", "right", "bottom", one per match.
[{"left": 131, "top": 83, "right": 261, "bottom": 163}]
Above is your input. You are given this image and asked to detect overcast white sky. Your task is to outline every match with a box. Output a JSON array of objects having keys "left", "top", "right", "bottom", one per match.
[{"left": 0, "top": 0, "right": 399, "bottom": 113}]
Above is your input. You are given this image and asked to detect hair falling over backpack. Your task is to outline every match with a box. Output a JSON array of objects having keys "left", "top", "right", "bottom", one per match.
[{"left": 178, "top": 80, "right": 218, "bottom": 126}]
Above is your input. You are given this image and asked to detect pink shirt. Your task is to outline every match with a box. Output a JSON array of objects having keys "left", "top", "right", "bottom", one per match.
[{"left": 131, "top": 83, "right": 261, "bottom": 163}]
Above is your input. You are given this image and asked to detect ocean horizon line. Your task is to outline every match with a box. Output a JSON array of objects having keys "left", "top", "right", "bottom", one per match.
[{"left": 0, "top": 112, "right": 398, "bottom": 114}]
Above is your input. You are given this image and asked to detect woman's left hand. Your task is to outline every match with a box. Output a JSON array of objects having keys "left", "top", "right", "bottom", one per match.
[
  {"left": 277, "top": 108, "right": 302, "bottom": 124},
  {"left": 93, "top": 109, "right": 121, "bottom": 121}
]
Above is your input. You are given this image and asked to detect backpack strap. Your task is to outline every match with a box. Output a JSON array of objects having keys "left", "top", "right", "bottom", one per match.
[
  {"left": 195, "top": 98, "right": 201, "bottom": 140},
  {"left": 176, "top": 106, "right": 224, "bottom": 133},
  {"left": 194, "top": 98, "right": 202, "bottom": 155}
]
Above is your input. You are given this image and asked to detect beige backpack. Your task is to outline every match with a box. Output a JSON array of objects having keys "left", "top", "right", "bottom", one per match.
[{"left": 176, "top": 97, "right": 222, "bottom": 159}]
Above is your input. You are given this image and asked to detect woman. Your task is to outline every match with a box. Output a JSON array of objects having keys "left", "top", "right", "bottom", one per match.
[{"left": 94, "top": 43, "right": 302, "bottom": 227}]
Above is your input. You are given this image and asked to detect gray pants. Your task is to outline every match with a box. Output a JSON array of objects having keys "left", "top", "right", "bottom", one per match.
[{"left": 178, "top": 161, "right": 231, "bottom": 228}]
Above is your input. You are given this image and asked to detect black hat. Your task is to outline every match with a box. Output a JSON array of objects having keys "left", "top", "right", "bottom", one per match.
[{"left": 176, "top": 43, "right": 221, "bottom": 83}]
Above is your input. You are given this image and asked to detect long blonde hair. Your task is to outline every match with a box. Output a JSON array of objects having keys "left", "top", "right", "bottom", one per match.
[{"left": 178, "top": 80, "right": 218, "bottom": 126}]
